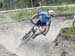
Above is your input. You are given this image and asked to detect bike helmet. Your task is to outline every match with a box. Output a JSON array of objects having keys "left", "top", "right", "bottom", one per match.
[{"left": 48, "top": 10, "right": 55, "bottom": 17}]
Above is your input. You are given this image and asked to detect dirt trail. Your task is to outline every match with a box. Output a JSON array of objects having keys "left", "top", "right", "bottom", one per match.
[{"left": 0, "top": 15, "right": 73, "bottom": 56}]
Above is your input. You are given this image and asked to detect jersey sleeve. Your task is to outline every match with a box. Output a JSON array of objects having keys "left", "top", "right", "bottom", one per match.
[{"left": 47, "top": 19, "right": 51, "bottom": 25}]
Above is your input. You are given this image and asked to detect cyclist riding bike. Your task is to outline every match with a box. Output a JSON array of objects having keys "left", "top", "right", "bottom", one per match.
[
  {"left": 30, "top": 10, "right": 55, "bottom": 39},
  {"left": 17, "top": 10, "right": 55, "bottom": 47}
]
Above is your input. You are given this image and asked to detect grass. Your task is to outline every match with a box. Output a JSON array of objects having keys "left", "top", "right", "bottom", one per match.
[
  {"left": 0, "top": 14, "right": 6, "bottom": 18},
  {"left": 2, "top": 5, "right": 75, "bottom": 21},
  {"left": 62, "top": 27, "right": 75, "bottom": 36}
]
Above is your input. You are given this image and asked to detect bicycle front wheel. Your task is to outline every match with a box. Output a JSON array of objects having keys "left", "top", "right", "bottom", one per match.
[{"left": 18, "top": 31, "right": 34, "bottom": 47}]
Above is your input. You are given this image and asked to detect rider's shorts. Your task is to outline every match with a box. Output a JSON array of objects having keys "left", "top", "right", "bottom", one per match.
[{"left": 35, "top": 20, "right": 47, "bottom": 29}]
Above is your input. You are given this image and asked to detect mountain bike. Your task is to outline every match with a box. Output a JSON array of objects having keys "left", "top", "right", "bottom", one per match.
[{"left": 17, "top": 20, "right": 43, "bottom": 47}]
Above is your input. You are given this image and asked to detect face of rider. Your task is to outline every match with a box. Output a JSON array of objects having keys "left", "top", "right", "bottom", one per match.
[{"left": 48, "top": 13, "right": 53, "bottom": 18}]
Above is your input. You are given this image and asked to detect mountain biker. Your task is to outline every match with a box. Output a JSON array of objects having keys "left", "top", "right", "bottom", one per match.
[{"left": 30, "top": 10, "right": 55, "bottom": 39}]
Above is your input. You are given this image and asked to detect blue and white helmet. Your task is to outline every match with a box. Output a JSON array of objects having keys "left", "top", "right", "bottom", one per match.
[{"left": 48, "top": 10, "right": 55, "bottom": 16}]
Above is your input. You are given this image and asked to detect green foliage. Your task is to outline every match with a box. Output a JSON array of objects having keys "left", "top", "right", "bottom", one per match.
[
  {"left": 47, "top": 0, "right": 75, "bottom": 5},
  {"left": 2, "top": 0, "right": 75, "bottom": 9},
  {"left": 54, "top": 5, "right": 75, "bottom": 15},
  {"left": 57, "top": 6, "right": 68, "bottom": 12},
  {"left": 62, "top": 27, "right": 75, "bottom": 36},
  {"left": 6, "top": 5, "right": 75, "bottom": 21},
  {"left": 0, "top": 14, "right": 6, "bottom": 18}
]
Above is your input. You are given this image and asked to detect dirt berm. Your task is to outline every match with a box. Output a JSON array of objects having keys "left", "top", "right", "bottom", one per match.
[{"left": 53, "top": 28, "right": 75, "bottom": 56}]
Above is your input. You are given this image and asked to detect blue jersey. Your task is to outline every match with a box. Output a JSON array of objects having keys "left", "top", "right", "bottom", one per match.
[{"left": 39, "top": 11, "right": 51, "bottom": 25}]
